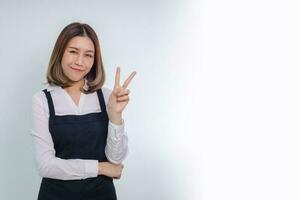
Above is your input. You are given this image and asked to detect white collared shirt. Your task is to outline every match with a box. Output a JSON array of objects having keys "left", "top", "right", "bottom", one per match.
[{"left": 30, "top": 83, "right": 128, "bottom": 180}]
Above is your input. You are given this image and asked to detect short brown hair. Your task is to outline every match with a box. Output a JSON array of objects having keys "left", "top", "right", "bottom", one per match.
[{"left": 46, "top": 22, "right": 105, "bottom": 94}]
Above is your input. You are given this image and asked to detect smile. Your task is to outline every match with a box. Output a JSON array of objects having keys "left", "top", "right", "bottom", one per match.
[{"left": 70, "top": 67, "right": 84, "bottom": 72}]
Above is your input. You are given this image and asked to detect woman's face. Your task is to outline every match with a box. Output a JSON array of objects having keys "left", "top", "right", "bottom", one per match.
[{"left": 61, "top": 36, "right": 95, "bottom": 82}]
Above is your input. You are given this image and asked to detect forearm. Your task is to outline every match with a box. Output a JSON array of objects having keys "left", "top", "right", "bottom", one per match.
[
  {"left": 105, "top": 121, "right": 129, "bottom": 164},
  {"left": 37, "top": 155, "right": 98, "bottom": 180},
  {"left": 30, "top": 129, "right": 98, "bottom": 180}
]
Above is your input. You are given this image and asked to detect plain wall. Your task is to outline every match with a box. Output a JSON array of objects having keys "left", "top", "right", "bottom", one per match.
[
  {"left": 1, "top": 0, "right": 300, "bottom": 200},
  {"left": 0, "top": 0, "right": 201, "bottom": 199}
]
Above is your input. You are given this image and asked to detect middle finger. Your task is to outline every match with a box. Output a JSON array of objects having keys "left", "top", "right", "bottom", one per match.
[{"left": 117, "top": 89, "right": 130, "bottom": 97}]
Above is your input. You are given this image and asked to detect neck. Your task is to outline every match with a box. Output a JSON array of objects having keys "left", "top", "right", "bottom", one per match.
[{"left": 64, "top": 79, "right": 84, "bottom": 94}]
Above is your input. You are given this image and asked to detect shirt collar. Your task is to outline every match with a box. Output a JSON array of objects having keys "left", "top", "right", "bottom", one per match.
[{"left": 46, "top": 78, "right": 88, "bottom": 92}]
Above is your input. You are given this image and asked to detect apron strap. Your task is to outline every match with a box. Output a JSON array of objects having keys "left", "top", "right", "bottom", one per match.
[
  {"left": 97, "top": 89, "right": 107, "bottom": 114},
  {"left": 42, "top": 89, "right": 55, "bottom": 117},
  {"left": 43, "top": 88, "right": 107, "bottom": 117}
]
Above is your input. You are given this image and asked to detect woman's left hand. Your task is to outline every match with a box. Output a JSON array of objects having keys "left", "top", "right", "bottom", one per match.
[{"left": 107, "top": 67, "right": 136, "bottom": 124}]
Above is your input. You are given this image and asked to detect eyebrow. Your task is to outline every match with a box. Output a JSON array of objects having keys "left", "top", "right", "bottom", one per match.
[{"left": 68, "top": 46, "right": 94, "bottom": 53}]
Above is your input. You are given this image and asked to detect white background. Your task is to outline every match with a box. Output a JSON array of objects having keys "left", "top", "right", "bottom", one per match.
[{"left": 0, "top": 0, "right": 299, "bottom": 199}]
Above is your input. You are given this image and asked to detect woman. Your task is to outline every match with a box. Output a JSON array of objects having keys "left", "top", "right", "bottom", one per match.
[{"left": 30, "top": 22, "right": 136, "bottom": 200}]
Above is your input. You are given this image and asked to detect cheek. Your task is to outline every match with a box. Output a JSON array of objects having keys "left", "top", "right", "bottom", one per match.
[
  {"left": 61, "top": 61, "right": 70, "bottom": 73},
  {"left": 62, "top": 55, "right": 74, "bottom": 65},
  {"left": 86, "top": 59, "right": 94, "bottom": 69},
  {"left": 61, "top": 54, "right": 72, "bottom": 69},
  {"left": 84, "top": 65, "right": 93, "bottom": 75}
]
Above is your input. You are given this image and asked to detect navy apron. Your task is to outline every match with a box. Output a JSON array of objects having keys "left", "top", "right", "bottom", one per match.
[{"left": 37, "top": 88, "right": 117, "bottom": 200}]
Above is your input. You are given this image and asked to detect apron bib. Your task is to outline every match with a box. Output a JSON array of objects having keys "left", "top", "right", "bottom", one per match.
[{"left": 37, "top": 88, "right": 117, "bottom": 200}]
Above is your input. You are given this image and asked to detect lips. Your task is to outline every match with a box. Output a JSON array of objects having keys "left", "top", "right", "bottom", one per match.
[{"left": 70, "top": 67, "right": 84, "bottom": 72}]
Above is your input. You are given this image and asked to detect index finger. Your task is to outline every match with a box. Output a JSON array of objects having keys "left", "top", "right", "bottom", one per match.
[
  {"left": 114, "top": 67, "right": 121, "bottom": 90},
  {"left": 122, "top": 71, "right": 136, "bottom": 89}
]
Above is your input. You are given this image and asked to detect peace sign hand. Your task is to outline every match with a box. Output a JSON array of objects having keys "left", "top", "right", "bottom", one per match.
[{"left": 107, "top": 67, "right": 136, "bottom": 124}]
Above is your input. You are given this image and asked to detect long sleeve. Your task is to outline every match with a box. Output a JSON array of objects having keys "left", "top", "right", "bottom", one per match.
[
  {"left": 102, "top": 88, "right": 129, "bottom": 164},
  {"left": 105, "top": 121, "right": 129, "bottom": 164},
  {"left": 30, "top": 93, "right": 98, "bottom": 180}
]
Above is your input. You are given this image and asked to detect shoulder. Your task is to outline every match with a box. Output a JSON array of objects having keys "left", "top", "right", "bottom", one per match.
[
  {"left": 32, "top": 83, "right": 56, "bottom": 102},
  {"left": 31, "top": 89, "right": 50, "bottom": 114},
  {"left": 32, "top": 83, "right": 60, "bottom": 104},
  {"left": 101, "top": 86, "right": 112, "bottom": 105},
  {"left": 32, "top": 89, "right": 47, "bottom": 104},
  {"left": 101, "top": 86, "right": 112, "bottom": 96}
]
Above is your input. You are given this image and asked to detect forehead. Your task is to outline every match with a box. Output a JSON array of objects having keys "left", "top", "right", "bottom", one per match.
[{"left": 66, "top": 36, "right": 95, "bottom": 51}]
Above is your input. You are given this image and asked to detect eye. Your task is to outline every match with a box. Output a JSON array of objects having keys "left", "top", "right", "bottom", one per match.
[
  {"left": 69, "top": 50, "right": 77, "bottom": 54},
  {"left": 86, "top": 54, "right": 94, "bottom": 58}
]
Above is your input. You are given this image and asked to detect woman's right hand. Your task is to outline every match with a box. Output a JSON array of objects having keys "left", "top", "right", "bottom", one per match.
[{"left": 98, "top": 162, "right": 124, "bottom": 179}]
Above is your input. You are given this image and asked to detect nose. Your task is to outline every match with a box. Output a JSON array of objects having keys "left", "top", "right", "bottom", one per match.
[{"left": 75, "top": 54, "right": 84, "bottom": 66}]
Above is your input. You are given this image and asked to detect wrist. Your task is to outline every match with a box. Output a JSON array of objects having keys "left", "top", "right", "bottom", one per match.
[
  {"left": 108, "top": 112, "right": 123, "bottom": 125},
  {"left": 98, "top": 162, "right": 105, "bottom": 175}
]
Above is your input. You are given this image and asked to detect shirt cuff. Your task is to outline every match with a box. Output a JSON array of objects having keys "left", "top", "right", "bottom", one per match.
[
  {"left": 109, "top": 120, "right": 125, "bottom": 139},
  {"left": 84, "top": 160, "right": 98, "bottom": 179}
]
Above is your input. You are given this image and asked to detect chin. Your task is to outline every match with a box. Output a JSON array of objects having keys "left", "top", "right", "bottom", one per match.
[{"left": 68, "top": 76, "right": 84, "bottom": 82}]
